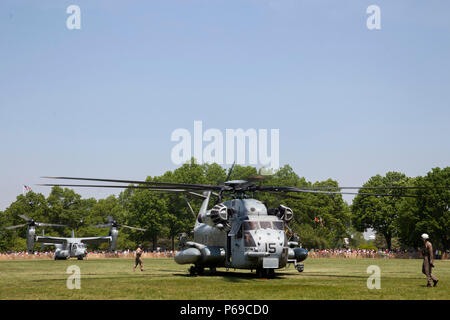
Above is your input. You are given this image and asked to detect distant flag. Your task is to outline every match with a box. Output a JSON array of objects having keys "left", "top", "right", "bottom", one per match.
[{"left": 23, "top": 185, "right": 32, "bottom": 195}]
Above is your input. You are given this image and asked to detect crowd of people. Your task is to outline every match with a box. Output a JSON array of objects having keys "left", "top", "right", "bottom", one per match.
[
  {"left": 1, "top": 247, "right": 449, "bottom": 260},
  {"left": 306, "top": 248, "right": 449, "bottom": 259},
  {"left": 0, "top": 249, "right": 177, "bottom": 260},
  {"left": 0, "top": 251, "right": 55, "bottom": 260}
]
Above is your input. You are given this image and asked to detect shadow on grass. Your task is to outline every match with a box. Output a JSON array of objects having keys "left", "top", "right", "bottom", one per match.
[
  {"left": 29, "top": 273, "right": 182, "bottom": 282},
  {"left": 173, "top": 270, "right": 292, "bottom": 282},
  {"left": 305, "top": 273, "right": 368, "bottom": 279}
]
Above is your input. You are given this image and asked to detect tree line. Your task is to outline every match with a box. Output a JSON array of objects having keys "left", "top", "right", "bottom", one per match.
[{"left": 0, "top": 161, "right": 448, "bottom": 252}]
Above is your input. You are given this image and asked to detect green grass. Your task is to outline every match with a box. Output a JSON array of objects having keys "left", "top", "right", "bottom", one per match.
[{"left": 0, "top": 258, "right": 448, "bottom": 299}]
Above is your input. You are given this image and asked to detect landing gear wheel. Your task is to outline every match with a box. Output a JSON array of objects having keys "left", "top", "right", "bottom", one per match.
[
  {"left": 77, "top": 256, "right": 83, "bottom": 260},
  {"left": 189, "top": 265, "right": 205, "bottom": 276},
  {"left": 196, "top": 266, "right": 205, "bottom": 276},
  {"left": 296, "top": 263, "right": 304, "bottom": 272},
  {"left": 256, "top": 268, "right": 268, "bottom": 278}
]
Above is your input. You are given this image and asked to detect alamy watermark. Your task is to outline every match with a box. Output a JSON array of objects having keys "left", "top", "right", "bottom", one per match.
[
  {"left": 66, "top": 5, "right": 81, "bottom": 30},
  {"left": 64, "top": 5, "right": 380, "bottom": 31},
  {"left": 367, "top": 5, "right": 381, "bottom": 30},
  {"left": 366, "top": 265, "right": 381, "bottom": 289},
  {"left": 171, "top": 121, "right": 279, "bottom": 172},
  {"left": 66, "top": 265, "right": 81, "bottom": 289}
]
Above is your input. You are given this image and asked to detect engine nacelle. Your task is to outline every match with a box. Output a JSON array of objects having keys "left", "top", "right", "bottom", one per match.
[
  {"left": 277, "top": 205, "right": 293, "bottom": 222},
  {"left": 26, "top": 226, "right": 36, "bottom": 254},
  {"left": 198, "top": 203, "right": 231, "bottom": 232},
  {"left": 109, "top": 227, "right": 119, "bottom": 252},
  {"left": 210, "top": 204, "right": 228, "bottom": 223}
]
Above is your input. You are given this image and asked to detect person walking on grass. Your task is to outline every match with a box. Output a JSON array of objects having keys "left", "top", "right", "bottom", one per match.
[
  {"left": 133, "top": 244, "right": 144, "bottom": 272},
  {"left": 421, "top": 234, "right": 438, "bottom": 287}
]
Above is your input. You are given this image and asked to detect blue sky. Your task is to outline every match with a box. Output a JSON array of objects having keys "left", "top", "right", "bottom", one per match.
[{"left": 0, "top": 0, "right": 449, "bottom": 210}]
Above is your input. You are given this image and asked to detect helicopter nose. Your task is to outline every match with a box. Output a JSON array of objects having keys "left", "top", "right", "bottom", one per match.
[
  {"left": 258, "top": 232, "right": 284, "bottom": 256},
  {"left": 256, "top": 236, "right": 284, "bottom": 269}
]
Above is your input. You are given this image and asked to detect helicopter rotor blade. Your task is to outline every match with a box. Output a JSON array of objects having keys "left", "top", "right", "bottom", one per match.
[
  {"left": 39, "top": 176, "right": 446, "bottom": 198},
  {"left": 4, "top": 223, "right": 28, "bottom": 230},
  {"left": 119, "top": 225, "right": 147, "bottom": 231},
  {"left": 36, "top": 223, "right": 66, "bottom": 228},
  {"left": 256, "top": 186, "right": 419, "bottom": 198},
  {"left": 18, "top": 214, "right": 32, "bottom": 221},
  {"left": 37, "top": 183, "right": 192, "bottom": 192},
  {"left": 276, "top": 186, "right": 449, "bottom": 190},
  {"left": 41, "top": 176, "right": 222, "bottom": 191},
  {"left": 88, "top": 224, "right": 112, "bottom": 228}
]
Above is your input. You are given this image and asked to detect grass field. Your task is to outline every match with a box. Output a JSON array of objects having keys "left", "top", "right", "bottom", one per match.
[{"left": 0, "top": 258, "right": 448, "bottom": 300}]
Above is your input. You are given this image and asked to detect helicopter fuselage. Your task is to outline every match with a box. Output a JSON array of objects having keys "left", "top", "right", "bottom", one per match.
[
  {"left": 52, "top": 241, "right": 88, "bottom": 260},
  {"left": 175, "top": 197, "right": 306, "bottom": 274}
]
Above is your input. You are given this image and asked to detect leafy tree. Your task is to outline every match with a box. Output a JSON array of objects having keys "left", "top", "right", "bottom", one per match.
[
  {"left": 228, "top": 165, "right": 257, "bottom": 181},
  {"left": 351, "top": 172, "right": 411, "bottom": 250},
  {"left": 348, "top": 231, "right": 366, "bottom": 249},
  {"left": 397, "top": 167, "right": 449, "bottom": 250},
  {"left": 0, "top": 191, "right": 51, "bottom": 251},
  {"left": 2, "top": 164, "right": 446, "bottom": 253},
  {"left": 127, "top": 189, "right": 168, "bottom": 250},
  {"left": 257, "top": 166, "right": 350, "bottom": 248},
  {"left": 203, "top": 163, "right": 227, "bottom": 185},
  {"left": 83, "top": 195, "right": 133, "bottom": 250},
  {"left": 46, "top": 187, "right": 94, "bottom": 235}
]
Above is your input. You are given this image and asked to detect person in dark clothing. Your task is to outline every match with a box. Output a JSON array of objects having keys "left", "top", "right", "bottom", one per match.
[
  {"left": 133, "top": 244, "right": 144, "bottom": 272},
  {"left": 421, "top": 234, "right": 438, "bottom": 287}
]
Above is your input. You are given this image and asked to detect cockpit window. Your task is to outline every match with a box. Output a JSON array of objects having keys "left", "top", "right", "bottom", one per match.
[
  {"left": 243, "top": 220, "right": 284, "bottom": 230},
  {"left": 244, "top": 232, "right": 256, "bottom": 247},
  {"left": 243, "top": 221, "right": 259, "bottom": 230},
  {"left": 273, "top": 221, "right": 284, "bottom": 230},
  {"left": 259, "top": 221, "right": 272, "bottom": 229}
]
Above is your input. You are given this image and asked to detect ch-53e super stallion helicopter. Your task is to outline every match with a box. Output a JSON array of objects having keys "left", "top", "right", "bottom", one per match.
[{"left": 40, "top": 168, "right": 428, "bottom": 277}]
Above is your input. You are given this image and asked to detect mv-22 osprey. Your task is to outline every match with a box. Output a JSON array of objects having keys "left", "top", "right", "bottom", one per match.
[
  {"left": 4, "top": 214, "right": 146, "bottom": 260},
  {"left": 40, "top": 171, "right": 420, "bottom": 277},
  {"left": 34, "top": 217, "right": 146, "bottom": 260},
  {"left": 3, "top": 215, "right": 111, "bottom": 259},
  {"left": 35, "top": 230, "right": 112, "bottom": 260}
]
